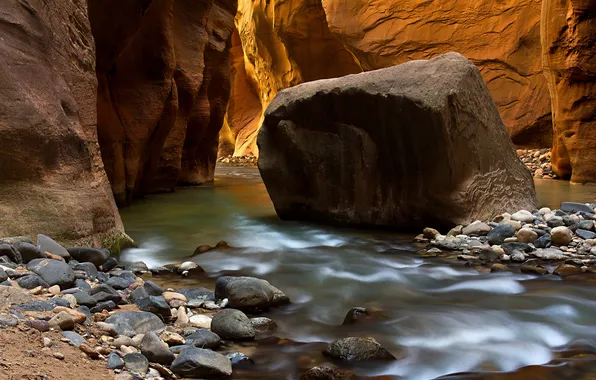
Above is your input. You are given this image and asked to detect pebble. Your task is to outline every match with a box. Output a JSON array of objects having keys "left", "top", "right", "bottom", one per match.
[
  {"left": 53, "top": 351, "right": 65, "bottom": 360},
  {"left": 511, "top": 210, "right": 534, "bottom": 223},
  {"left": 517, "top": 228, "right": 538, "bottom": 243},
  {"left": 189, "top": 314, "right": 211, "bottom": 329},
  {"left": 43, "top": 337, "right": 53, "bottom": 347},
  {"left": 551, "top": 226, "right": 573, "bottom": 246},
  {"left": 48, "top": 285, "right": 61, "bottom": 296}
]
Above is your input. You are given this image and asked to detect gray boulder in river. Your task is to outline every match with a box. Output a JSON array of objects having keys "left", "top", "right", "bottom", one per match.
[{"left": 257, "top": 52, "right": 539, "bottom": 230}]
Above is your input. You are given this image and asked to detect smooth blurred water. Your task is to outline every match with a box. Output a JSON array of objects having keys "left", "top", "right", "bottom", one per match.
[{"left": 120, "top": 165, "right": 596, "bottom": 379}]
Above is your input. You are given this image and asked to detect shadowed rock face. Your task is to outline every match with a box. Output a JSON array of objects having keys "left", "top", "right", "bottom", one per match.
[
  {"left": 541, "top": 0, "right": 596, "bottom": 183},
  {"left": 258, "top": 53, "right": 539, "bottom": 230},
  {"left": 89, "top": 0, "right": 237, "bottom": 205},
  {"left": 0, "top": 0, "right": 126, "bottom": 247},
  {"left": 226, "top": 0, "right": 552, "bottom": 156}
]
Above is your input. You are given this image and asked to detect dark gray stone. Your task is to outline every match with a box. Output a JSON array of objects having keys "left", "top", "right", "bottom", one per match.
[
  {"left": 534, "top": 234, "right": 552, "bottom": 249},
  {"left": 178, "top": 287, "right": 214, "bottom": 308},
  {"left": 170, "top": 347, "right": 232, "bottom": 378},
  {"left": 487, "top": 224, "right": 516, "bottom": 245},
  {"left": 135, "top": 296, "right": 171, "bottom": 319},
  {"left": 88, "top": 284, "right": 122, "bottom": 304},
  {"left": 210, "top": 309, "right": 255, "bottom": 340},
  {"left": 107, "top": 276, "right": 134, "bottom": 290},
  {"left": 27, "top": 259, "right": 75, "bottom": 289},
  {"left": 0, "top": 268, "right": 7, "bottom": 283},
  {"left": 215, "top": 276, "right": 289, "bottom": 310},
  {"left": 90, "top": 300, "right": 116, "bottom": 314},
  {"left": 250, "top": 317, "right": 278, "bottom": 332},
  {"left": 323, "top": 337, "right": 396, "bottom": 361},
  {"left": 141, "top": 331, "right": 175, "bottom": 365},
  {"left": 73, "top": 263, "right": 98, "bottom": 281},
  {"left": 185, "top": 329, "right": 222, "bottom": 349},
  {"left": 67, "top": 247, "right": 110, "bottom": 267},
  {"left": 75, "top": 278, "right": 91, "bottom": 290},
  {"left": 143, "top": 281, "right": 164, "bottom": 296},
  {"left": 130, "top": 286, "right": 149, "bottom": 304},
  {"left": 52, "top": 297, "right": 70, "bottom": 308},
  {"left": 0, "top": 244, "right": 22, "bottom": 264},
  {"left": 16, "top": 275, "right": 50, "bottom": 289},
  {"left": 96, "top": 272, "right": 109, "bottom": 283},
  {"left": 576, "top": 229, "right": 596, "bottom": 240},
  {"left": 107, "top": 352, "right": 125, "bottom": 370},
  {"left": 124, "top": 353, "right": 149, "bottom": 376},
  {"left": 501, "top": 242, "right": 533, "bottom": 255},
  {"left": 17, "top": 300, "right": 55, "bottom": 312},
  {"left": 62, "top": 331, "right": 86, "bottom": 347},
  {"left": 563, "top": 215, "right": 579, "bottom": 227},
  {"left": 36, "top": 234, "right": 70, "bottom": 259},
  {"left": 547, "top": 217, "right": 566, "bottom": 228},
  {"left": 225, "top": 352, "right": 253, "bottom": 366},
  {"left": 129, "top": 261, "right": 149, "bottom": 273},
  {"left": 78, "top": 306, "right": 92, "bottom": 321},
  {"left": 73, "top": 291, "right": 97, "bottom": 308},
  {"left": 101, "top": 257, "right": 119, "bottom": 272},
  {"left": 579, "top": 220, "right": 595, "bottom": 231},
  {"left": 561, "top": 202, "right": 595, "bottom": 214},
  {"left": 105, "top": 311, "right": 165, "bottom": 337}
]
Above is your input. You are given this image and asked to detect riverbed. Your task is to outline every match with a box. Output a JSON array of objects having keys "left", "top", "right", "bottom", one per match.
[{"left": 120, "top": 165, "right": 596, "bottom": 379}]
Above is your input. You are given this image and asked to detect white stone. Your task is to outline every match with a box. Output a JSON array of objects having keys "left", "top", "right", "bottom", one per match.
[
  {"left": 175, "top": 306, "right": 189, "bottom": 327},
  {"left": 503, "top": 220, "right": 522, "bottom": 230},
  {"left": 511, "top": 210, "right": 534, "bottom": 223},
  {"left": 179, "top": 261, "right": 198, "bottom": 271},
  {"left": 538, "top": 207, "right": 552, "bottom": 215},
  {"left": 551, "top": 226, "right": 573, "bottom": 246},
  {"left": 189, "top": 314, "right": 212, "bottom": 329}
]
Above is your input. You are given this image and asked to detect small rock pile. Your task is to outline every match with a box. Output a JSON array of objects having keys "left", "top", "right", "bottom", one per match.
[
  {"left": 516, "top": 148, "right": 558, "bottom": 179},
  {"left": 217, "top": 154, "right": 258, "bottom": 166},
  {"left": 0, "top": 234, "right": 395, "bottom": 379},
  {"left": 415, "top": 202, "right": 596, "bottom": 276}
]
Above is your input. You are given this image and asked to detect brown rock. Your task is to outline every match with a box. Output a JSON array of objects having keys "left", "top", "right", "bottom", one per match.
[
  {"left": 0, "top": 0, "right": 127, "bottom": 248},
  {"left": 227, "top": 0, "right": 552, "bottom": 155},
  {"left": 300, "top": 365, "right": 356, "bottom": 380},
  {"left": 80, "top": 343, "right": 101, "bottom": 359},
  {"left": 89, "top": 0, "right": 237, "bottom": 204},
  {"left": 541, "top": 0, "right": 596, "bottom": 183},
  {"left": 258, "top": 53, "right": 539, "bottom": 230},
  {"left": 49, "top": 311, "right": 76, "bottom": 331}
]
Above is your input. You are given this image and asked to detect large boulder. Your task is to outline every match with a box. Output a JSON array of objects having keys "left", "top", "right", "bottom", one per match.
[
  {"left": 0, "top": 0, "right": 129, "bottom": 249},
  {"left": 27, "top": 259, "right": 75, "bottom": 289},
  {"left": 541, "top": 0, "right": 596, "bottom": 183},
  {"left": 258, "top": 53, "right": 539, "bottom": 230}
]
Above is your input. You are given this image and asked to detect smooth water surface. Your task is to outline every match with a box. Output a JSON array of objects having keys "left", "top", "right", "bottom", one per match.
[{"left": 120, "top": 165, "right": 596, "bottom": 379}]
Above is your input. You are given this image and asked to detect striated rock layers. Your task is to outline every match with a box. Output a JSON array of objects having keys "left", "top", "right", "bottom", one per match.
[
  {"left": 89, "top": 0, "right": 237, "bottom": 205},
  {"left": 541, "top": 0, "right": 596, "bottom": 183},
  {"left": 227, "top": 0, "right": 552, "bottom": 155},
  {"left": 258, "top": 53, "right": 539, "bottom": 230},
  {"left": 0, "top": 0, "right": 128, "bottom": 248}
]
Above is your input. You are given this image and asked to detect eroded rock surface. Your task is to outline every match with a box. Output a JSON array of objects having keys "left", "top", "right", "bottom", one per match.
[{"left": 258, "top": 53, "right": 539, "bottom": 230}]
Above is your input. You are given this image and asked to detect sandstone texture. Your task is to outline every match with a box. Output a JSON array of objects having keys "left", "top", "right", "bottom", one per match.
[
  {"left": 541, "top": 0, "right": 596, "bottom": 183},
  {"left": 0, "top": 0, "right": 126, "bottom": 247},
  {"left": 89, "top": 0, "right": 237, "bottom": 205},
  {"left": 226, "top": 0, "right": 552, "bottom": 155},
  {"left": 258, "top": 53, "right": 539, "bottom": 230}
]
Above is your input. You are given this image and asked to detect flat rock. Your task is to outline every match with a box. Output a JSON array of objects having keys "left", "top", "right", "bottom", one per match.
[
  {"left": 211, "top": 309, "right": 255, "bottom": 340},
  {"left": 576, "top": 229, "right": 596, "bottom": 240},
  {"left": 135, "top": 296, "right": 171, "bottom": 319},
  {"left": 36, "top": 235, "right": 70, "bottom": 259},
  {"left": 462, "top": 221, "right": 491, "bottom": 236},
  {"left": 185, "top": 328, "right": 221, "bottom": 349},
  {"left": 170, "top": 347, "right": 232, "bottom": 378},
  {"left": 62, "top": 331, "right": 86, "bottom": 347},
  {"left": 561, "top": 202, "right": 595, "bottom": 214},
  {"left": 67, "top": 247, "right": 110, "bottom": 267},
  {"left": 141, "top": 331, "right": 175, "bottom": 365},
  {"left": 17, "top": 274, "right": 50, "bottom": 289},
  {"left": 27, "top": 259, "right": 75, "bottom": 289},
  {"left": 487, "top": 224, "right": 516, "bottom": 245},
  {"left": 124, "top": 353, "right": 149, "bottom": 376},
  {"left": 105, "top": 312, "right": 165, "bottom": 337},
  {"left": 107, "top": 352, "right": 125, "bottom": 370},
  {"left": 178, "top": 287, "right": 215, "bottom": 308},
  {"left": 323, "top": 337, "right": 396, "bottom": 361}
]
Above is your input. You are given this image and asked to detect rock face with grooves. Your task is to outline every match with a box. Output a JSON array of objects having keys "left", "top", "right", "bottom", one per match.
[
  {"left": 258, "top": 53, "right": 539, "bottom": 230},
  {"left": 226, "top": 0, "right": 551, "bottom": 155},
  {"left": 88, "top": 0, "right": 237, "bottom": 205},
  {"left": 541, "top": 0, "right": 596, "bottom": 183},
  {"left": 0, "top": 0, "right": 126, "bottom": 248}
]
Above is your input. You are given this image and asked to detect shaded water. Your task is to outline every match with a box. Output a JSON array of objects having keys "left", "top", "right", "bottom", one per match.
[{"left": 120, "top": 165, "right": 596, "bottom": 379}]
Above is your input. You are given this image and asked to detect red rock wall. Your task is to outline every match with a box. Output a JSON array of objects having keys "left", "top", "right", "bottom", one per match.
[
  {"left": 0, "top": 0, "right": 127, "bottom": 247},
  {"left": 541, "top": 0, "right": 596, "bottom": 183},
  {"left": 89, "top": 0, "right": 237, "bottom": 205}
]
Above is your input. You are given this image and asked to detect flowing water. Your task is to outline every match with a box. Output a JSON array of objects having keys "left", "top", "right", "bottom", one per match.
[{"left": 120, "top": 165, "right": 596, "bottom": 379}]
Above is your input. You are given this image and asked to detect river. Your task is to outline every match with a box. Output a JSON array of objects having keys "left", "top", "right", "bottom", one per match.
[{"left": 120, "top": 165, "right": 596, "bottom": 379}]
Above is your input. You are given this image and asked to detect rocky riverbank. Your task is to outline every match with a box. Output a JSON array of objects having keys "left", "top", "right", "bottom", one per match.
[
  {"left": 517, "top": 148, "right": 558, "bottom": 179},
  {"left": 0, "top": 235, "right": 396, "bottom": 379},
  {"left": 217, "top": 154, "right": 258, "bottom": 166},
  {"left": 415, "top": 201, "right": 596, "bottom": 277}
]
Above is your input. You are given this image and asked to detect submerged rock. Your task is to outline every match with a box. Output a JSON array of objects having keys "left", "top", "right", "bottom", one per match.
[
  {"left": 301, "top": 365, "right": 356, "bottom": 380},
  {"left": 258, "top": 53, "right": 538, "bottom": 230},
  {"left": 323, "top": 337, "right": 396, "bottom": 361}
]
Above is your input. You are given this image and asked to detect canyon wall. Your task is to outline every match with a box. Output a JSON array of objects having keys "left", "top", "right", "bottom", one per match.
[
  {"left": 0, "top": 0, "right": 128, "bottom": 248},
  {"left": 89, "top": 0, "right": 237, "bottom": 205},
  {"left": 226, "top": 0, "right": 553, "bottom": 156},
  {"left": 541, "top": 0, "right": 595, "bottom": 183}
]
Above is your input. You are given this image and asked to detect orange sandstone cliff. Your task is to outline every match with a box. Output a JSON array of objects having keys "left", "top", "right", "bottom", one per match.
[{"left": 224, "top": 0, "right": 553, "bottom": 156}]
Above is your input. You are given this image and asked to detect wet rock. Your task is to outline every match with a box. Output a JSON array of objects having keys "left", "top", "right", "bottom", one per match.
[
  {"left": 501, "top": 242, "right": 533, "bottom": 255},
  {"left": 135, "top": 296, "right": 171, "bottom": 319},
  {"left": 67, "top": 247, "right": 110, "bottom": 267},
  {"left": 576, "top": 229, "right": 596, "bottom": 240},
  {"left": 225, "top": 351, "right": 253, "bottom": 366},
  {"left": 554, "top": 264, "right": 583, "bottom": 277},
  {"left": 517, "top": 228, "right": 538, "bottom": 243},
  {"left": 141, "top": 331, "right": 175, "bottom": 365},
  {"left": 36, "top": 235, "right": 70, "bottom": 260},
  {"left": 0, "top": 244, "right": 22, "bottom": 264},
  {"left": 17, "top": 275, "right": 50, "bottom": 289},
  {"left": 478, "top": 249, "right": 500, "bottom": 263},
  {"left": 323, "top": 337, "right": 396, "bottom": 361},
  {"left": 520, "top": 265, "right": 549, "bottom": 275},
  {"left": 105, "top": 312, "right": 166, "bottom": 337},
  {"left": 462, "top": 221, "right": 491, "bottom": 236},
  {"left": 179, "top": 261, "right": 200, "bottom": 272},
  {"left": 250, "top": 317, "right": 278, "bottom": 332},
  {"left": 129, "top": 261, "right": 149, "bottom": 273},
  {"left": 124, "top": 353, "right": 149, "bottom": 376},
  {"left": 62, "top": 331, "right": 86, "bottom": 347},
  {"left": 143, "top": 281, "right": 164, "bottom": 296},
  {"left": 510, "top": 250, "right": 526, "bottom": 262},
  {"left": 490, "top": 264, "right": 512, "bottom": 273},
  {"left": 301, "top": 365, "right": 356, "bottom": 380},
  {"left": 342, "top": 307, "right": 373, "bottom": 325},
  {"left": 487, "top": 224, "right": 516, "bottom": 245},
  {"left": 211, "top": 309, "right": 255, "bottom": 340},
  {"left": 551, "top": 226, "right": 573, "bottom": 246},
  {"left": 49, "top": 311, "right": 75, "bottom": 330},
  {"left": 107, "top": 352, "right": 125, "bottom": 370},
  {"left": 185, "top": 328, "right": 221, "bottom": 349},
  {"left": 561, "top": 202, "right": 595, "bottom": 214},
  {"left": 215, "top": 276, "right": 288, "bottom": 310},
  {"left": 423, "top": 228, "right": 440, "bottom": 240},
  {"left": 27, "top": 259, "right": 75, "bottom": 289},
  {"left": 170, "top": 347, "right": 232, "bottom": 378}
]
